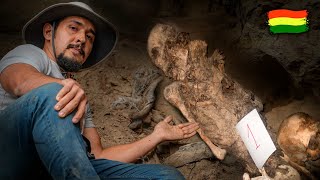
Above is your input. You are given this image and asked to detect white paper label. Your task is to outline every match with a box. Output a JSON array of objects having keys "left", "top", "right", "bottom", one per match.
[{"left": 236, "top": 109, "right": 276, "bottom": 169}]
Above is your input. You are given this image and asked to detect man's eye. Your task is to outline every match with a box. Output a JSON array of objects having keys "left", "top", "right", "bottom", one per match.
[
  {"left": 70, "top": 26, "right": 77, "bottom": 31},
  {"left": 86, "top": 34, "right": 92, "bottom": 40}
]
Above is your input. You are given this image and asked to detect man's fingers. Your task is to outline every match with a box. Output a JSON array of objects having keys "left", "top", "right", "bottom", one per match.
[
  {"left": 178, "top": 122, "right": 196, "bottom": 128},
  {"left": 181, "top": 123, "right": 199, "bottom": 133},
  {"left": 54, "top": 78, "right": 86, "bottom": 121},
  {"left": 56, "top": 81, "right": 73, "bottom": 101},
  {"left": 55, "top": 86, "right": 78, "bottom": 111},
  {"left": 179, "top": 122, "right": 199, "bottom": 129},
  {"left": 72, "top": 100, "right": 86, "bottom": 123},
  {"left": 164, "top": 116, "right": 173, "bottom": 123},
  {"left": 183, "top": 131, "right": 197, "bottom": 138},
  {"left": 58, "top": 90, "right": 86, "bottom": 118}
]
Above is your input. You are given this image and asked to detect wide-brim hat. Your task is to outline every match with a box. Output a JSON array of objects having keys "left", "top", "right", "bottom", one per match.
[{"left": 22, "top": 1, "right": 118, "bottom": 70}]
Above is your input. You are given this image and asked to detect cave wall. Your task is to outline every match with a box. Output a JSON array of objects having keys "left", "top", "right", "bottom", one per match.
[{"left": 236, "top": 0, "right": 320, "bottom": 99}]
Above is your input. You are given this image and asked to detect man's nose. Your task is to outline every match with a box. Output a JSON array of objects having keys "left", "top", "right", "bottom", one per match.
[{"left": 76, "top": 32, "right": 86, "bottom": 44}]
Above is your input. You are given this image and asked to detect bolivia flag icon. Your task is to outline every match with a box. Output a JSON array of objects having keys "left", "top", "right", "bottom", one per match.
[{"left": 268, "top": 9, "right": 309, "bottom": 34}]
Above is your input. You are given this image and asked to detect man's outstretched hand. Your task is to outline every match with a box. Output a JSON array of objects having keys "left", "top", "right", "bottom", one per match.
[{"left": 153, "top": 116, "right": 199, "bottom": 142}]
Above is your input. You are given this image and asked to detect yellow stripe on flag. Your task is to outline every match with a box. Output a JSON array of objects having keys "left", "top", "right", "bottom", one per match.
[{"left": 268, "top": 17, "right": 307, "bottom": 26}]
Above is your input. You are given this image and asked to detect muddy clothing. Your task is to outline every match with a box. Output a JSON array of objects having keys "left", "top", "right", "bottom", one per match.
[{"left": 0, "top": 44, "right": 95, "bottom": 129}]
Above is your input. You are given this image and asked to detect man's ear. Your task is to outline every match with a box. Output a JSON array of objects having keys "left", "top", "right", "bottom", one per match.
[{"left": 43, "top": 23, "right": 53, "bottom": 41}]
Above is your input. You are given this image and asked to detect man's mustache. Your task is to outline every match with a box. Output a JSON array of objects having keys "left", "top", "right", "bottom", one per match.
[{"left": 67, "top": 44, "right": 85, "bottom": 56}]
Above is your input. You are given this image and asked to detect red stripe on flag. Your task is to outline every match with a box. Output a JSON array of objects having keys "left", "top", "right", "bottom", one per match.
[{"left": 268, "top": 9, "right": 307, "bottom": 19}]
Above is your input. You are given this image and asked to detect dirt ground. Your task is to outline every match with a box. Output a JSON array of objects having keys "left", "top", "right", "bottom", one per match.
[{"left": 74, "top": 37, "right": 320, "bottom": 179}]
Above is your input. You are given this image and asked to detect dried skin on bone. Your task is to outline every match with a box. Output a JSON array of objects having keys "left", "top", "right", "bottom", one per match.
[{"left": 147, "top": 23, "right": 265, "bottom": 174}]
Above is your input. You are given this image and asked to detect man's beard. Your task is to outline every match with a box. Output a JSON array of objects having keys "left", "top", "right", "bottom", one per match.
[{"left": 56, "top": 53, "right": 82, "bottom": 72}]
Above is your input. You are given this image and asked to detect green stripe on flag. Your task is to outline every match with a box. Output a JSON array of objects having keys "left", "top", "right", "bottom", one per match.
[{"left": 270, "top": 25, "right": 309, "bottom": 34}]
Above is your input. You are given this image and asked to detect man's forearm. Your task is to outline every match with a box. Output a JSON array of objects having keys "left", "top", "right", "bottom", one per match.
[
  {"left": 96, "top": 132, "right": 162, "bottom": 163},
  {"left": 14, "top": 73, "right": 62, "bottom": 96},
  {"left": 0, "top": 63, "right": 62, "bottom": 97}
]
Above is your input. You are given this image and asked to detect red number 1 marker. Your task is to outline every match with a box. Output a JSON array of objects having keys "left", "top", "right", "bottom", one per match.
[{"left": 247, "top": 124, "right": 260, "bottom": 149}]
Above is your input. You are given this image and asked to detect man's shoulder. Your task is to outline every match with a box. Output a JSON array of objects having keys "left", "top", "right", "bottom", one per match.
[
  {"left": 12, "top": 44, "right": 43, "bottom": 53},
  {"left": 0, "top": 44, "right": 49, "bottom": 72},
  {"left": 2, "top": 44, "right": 45, "bottom": 61}
]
